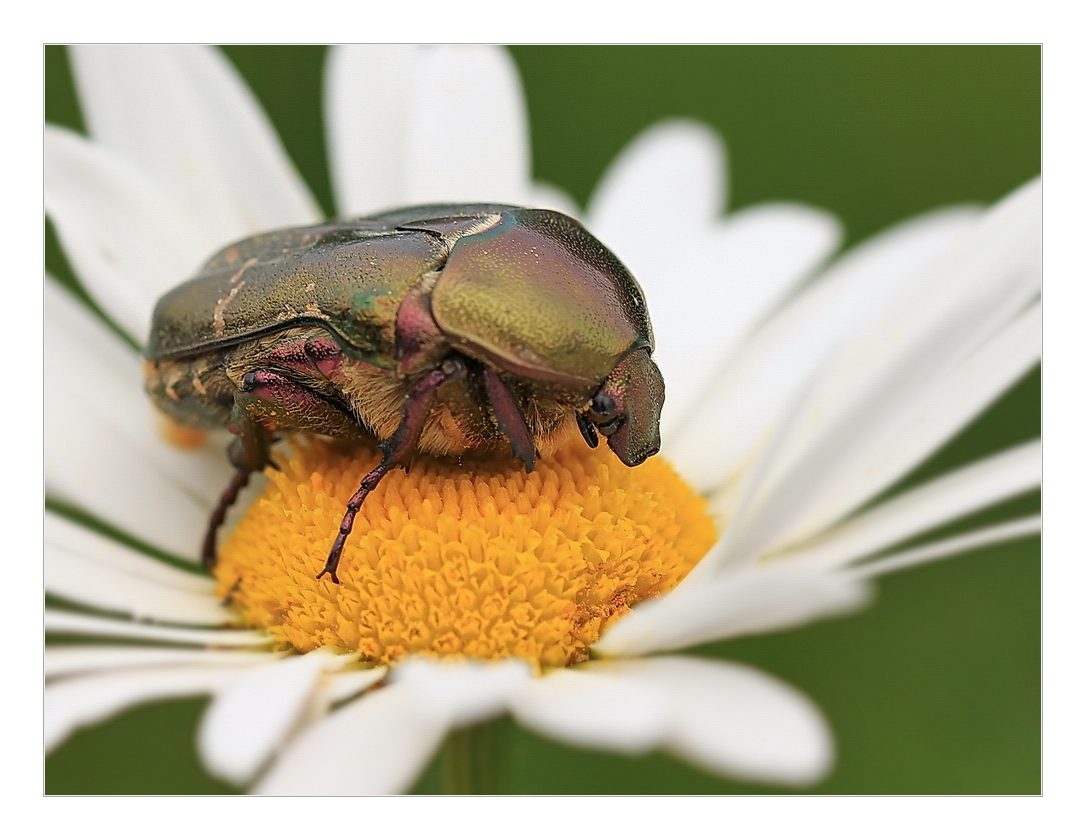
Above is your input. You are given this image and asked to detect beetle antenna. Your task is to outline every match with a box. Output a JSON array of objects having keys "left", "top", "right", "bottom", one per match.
[
  {"left": 576, "top": 413, "right": 600, "bottom": 449},
  {"left": 319, "top": 357, "right": 468, "bottom": 583}
]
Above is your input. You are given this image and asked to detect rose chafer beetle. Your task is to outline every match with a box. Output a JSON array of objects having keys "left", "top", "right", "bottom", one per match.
[{"left": 145, "top": 204, "right": 665, "bottom": 583}]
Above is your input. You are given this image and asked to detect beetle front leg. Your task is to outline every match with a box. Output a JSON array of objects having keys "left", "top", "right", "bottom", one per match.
[
  {"left": 482, "top": 367, "right": 537, "bottom": 472},
  {"left": 202, "top": 404, "right": 272, "bottom": 570},
  {"left": 320, "top": 357, "right": 467, "bottom": 584},
  {"left": 202, "top": 468, "right": 253, "bottom": 570}
]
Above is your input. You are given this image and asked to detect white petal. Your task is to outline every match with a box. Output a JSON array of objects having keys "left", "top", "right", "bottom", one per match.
[
  {"left": 327, "top": 45, "right": 533, "bottom": 215},
  {"left": 589, "top": 120, "right": 727, "bottom": 239},
  {"left": 509, "top": 668, "right": 669, "bottom": 753},
  {"left": 709, "top": 181, "right": 1040, "bottom": 568},
  {"left": 45, "top": 126, "right": 206, "bottom": 339},
  {"left": 45, "top": 368, "right": 214, "bottom": 562},
  {"left": 70, "top": 44, "right": 318, "bottom": 246},
  {"left": 668, "top": 205, "right": 982, "bottom": 493},
  {"left": 585, "top": 124, "right": 840, "bottom": 432},
  {"left": 322, "top": 667, "right": 389, "bottom": 705},
  {"left": 325, "top": 44, "right": 425, "bottom": 215},
  {"left": 605, "top": 657, "right": 834, "bottom": 786},
  {"left": 198, "top": 649, "right": 356, "bottom": 786},
  {"left": 778, "top": 302, "right": 1040, "bottom": 546},
  {"left": 45, "top": 282, "right": 235, "bottom": 557},
  {"left": 527, "top": 181, "right": 580, "bottom": 217},
  {"left": 731, "top": 297, "right": 1040, "bottom": 566},
  {"left": 45, "top": 281, "right": 233, "bottom": 513},
  {"left": 45, "top": 277, "right": 142, "bottom": 383},
  {"left": 595, "top": 566, "right": 870, "bottom": 657},
  {"left": 771, "top": 440, "right": 1041, "bottom": 571},
  {"left": 46, "top": 665, "right": 235, "bottom": 753},
  {"left": 45, "top": 646, "right": 280, "bottom": 679},
  {"left": 778, "top": 180, "right": 1040, "bottom": 468},
  {"left": 255, "top": 658, "right": 530, "bottom": 794},
  {"left": 646, "top": 204, "right": 842, "bottom": 435},
  {"left": 514, "top": 658, "right": 833, "bottom": 787},
  {"left": 46, "top": 512, "right": 213, "bottom": 593},
  {"left": 45, "top": 608, "right": 268, "bottom": 647},
  {"left": 852, "top": 515, "right": 1041, "bottom": 579},
  {"left": 403, "top": 47, "right": 532, "bottom": 207},
  {"left": 392, "top": 657, "right": 533, "bottom": 728},
  {"left": 253, "top": 681, "right": 446, "bottom": 795},
  {"left": 46, "top": 515, "right": 229, "bottom": 624}
]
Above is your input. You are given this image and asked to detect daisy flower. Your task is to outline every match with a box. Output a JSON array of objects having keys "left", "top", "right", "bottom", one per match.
[{"left": 45, "top": 45, "right": 1040, "bottom": 795}]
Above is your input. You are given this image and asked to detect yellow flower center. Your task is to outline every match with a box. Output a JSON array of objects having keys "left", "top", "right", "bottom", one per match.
[{"left": 215, "top": 437, "right": 716, "bottom": 669}]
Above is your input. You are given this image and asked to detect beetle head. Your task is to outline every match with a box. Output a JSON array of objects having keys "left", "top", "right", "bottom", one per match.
[{"left": 586, "top": 348, "right": 664, "bottom": 466}]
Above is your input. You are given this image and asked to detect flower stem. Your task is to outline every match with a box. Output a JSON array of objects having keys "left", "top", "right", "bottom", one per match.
[{"left": 441, "top": 718, "right": 503, "bottom": 795}]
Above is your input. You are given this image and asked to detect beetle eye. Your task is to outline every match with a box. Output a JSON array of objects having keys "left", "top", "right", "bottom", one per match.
[
  {"left": 588, "top": 393, "right": 618, "bottom": 423},
  {"left": 587, "top": 393, "right": 623, "bottom": 436}
]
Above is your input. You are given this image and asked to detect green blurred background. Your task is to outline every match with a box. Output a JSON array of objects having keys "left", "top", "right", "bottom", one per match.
[{"left": 45, "top": 45, "right": 1040, "bottom": 794}]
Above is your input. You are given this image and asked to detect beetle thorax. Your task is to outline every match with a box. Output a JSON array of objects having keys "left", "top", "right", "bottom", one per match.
[{"left": 332, "top": 357, "right": 582, "bottom": 459}]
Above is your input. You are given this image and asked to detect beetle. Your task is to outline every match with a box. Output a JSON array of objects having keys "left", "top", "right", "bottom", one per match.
[{"left": 144, "top": 204, "right": 665, "bottom": 583}]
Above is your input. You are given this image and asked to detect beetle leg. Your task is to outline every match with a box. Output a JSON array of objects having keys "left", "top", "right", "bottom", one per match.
[
  {"left": 201, "top": 403, "right": 273, "bottom": 571},
  {"left": 482, "top": 367, "right": 536, "bottom": 473},
  {"left": 235, "top": 369, "right": 361, "bottom": 439},
  {"left": 320, "top": 357, "right": 467, "bottom": 584},
  {"left": 260, "top": 332, "right": 344, "bottom": 380},
  {"left": 226, "top": 400, "right": 273, "bottom": 473},
  {"left": 202, "top": 469, "right": 252, "bottom": 570}
]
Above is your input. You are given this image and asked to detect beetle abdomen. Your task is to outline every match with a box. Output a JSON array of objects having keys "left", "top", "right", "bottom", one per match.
[{"left": 144, "top": 355, "right": 235, "bottom": 429}]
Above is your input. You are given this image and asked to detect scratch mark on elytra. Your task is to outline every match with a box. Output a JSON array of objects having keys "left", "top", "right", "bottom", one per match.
[{"left": 213, "top": 257, "right": 258, "bottom": 338}]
